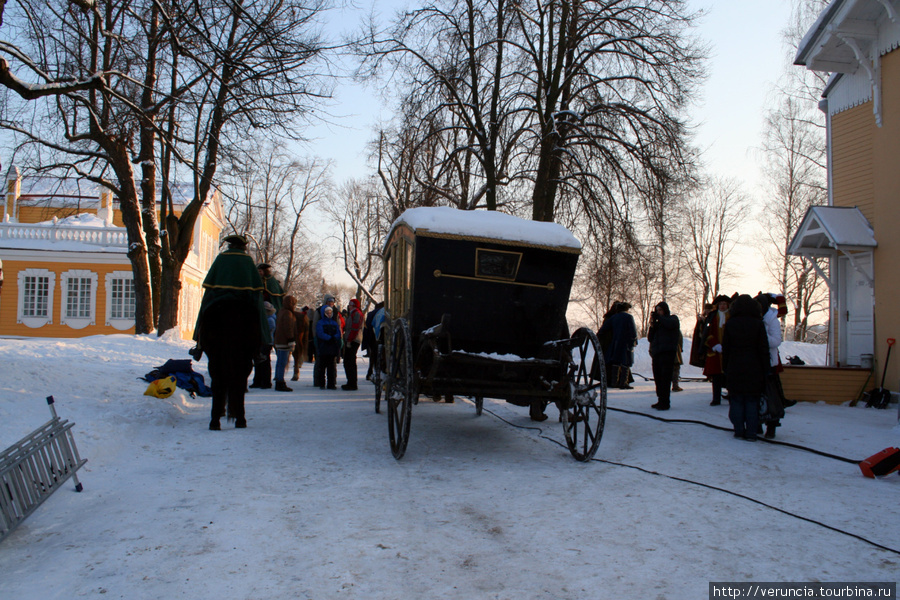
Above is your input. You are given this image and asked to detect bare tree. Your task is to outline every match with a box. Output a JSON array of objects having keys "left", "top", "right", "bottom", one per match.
[
  {"left": 757, "top": 0, "right": 829, "bottom": 339},
  {"left": 152, "top": 0, "right": 333, "bottom": 334},
  {"left": 222, "top": 142, "right": 330, "bottom": 296},
  {"left": 760, "top": 93, "right": 827, "bottom": 339},
  {"left": 1, "top": 0, "right": 162, "bottom": 333},
  {"left": 513, "top": 0, "right": 706, "bottom": 223},
  {"left": 362, "top": 0, "right": 521, "bottom": 213},
  {"left": 681, "top": 177, "right": 749, "bottom": 309},
  {"left": 363, "top": 0, "right": 706, "bottom": 226},
  {"left": 322, "top": 177, "right": 388, "bottom": 303},
  {"left": 0, "top": 0, "right": 333, "bottom": 335}
]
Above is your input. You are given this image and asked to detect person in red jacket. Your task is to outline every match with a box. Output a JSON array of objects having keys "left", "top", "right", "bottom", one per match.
[
  {"left": 341, "top": 298, "right": 365, "bottom": 390},
  {"left": 703, "top": 295, "right": 732, "bottom": 406}
]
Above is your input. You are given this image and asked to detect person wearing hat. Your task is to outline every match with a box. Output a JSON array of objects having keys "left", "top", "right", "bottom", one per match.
[
  {"left": 257, "top": 263, "right": 285, "bottom": 311},
  {"left": 703, "top": 294, "right": 732, "bottom": 406},
  {"left": 310, "top": 293, "right": 339, "bottom": 387},
  {"left": 249, "top": 301, "right": 278, "bottom": 389},
  {"left": 193, "top": 233, "right": 269, "bottom": 430},
  {"left": 191, "top": 234, "right": 270, "bottom": 360},
  {"left": 248, "top": 263, "right": 282, "bottom": 388},
  {"left": 315, "top": 304, "right": 342, "bottom": 390}
]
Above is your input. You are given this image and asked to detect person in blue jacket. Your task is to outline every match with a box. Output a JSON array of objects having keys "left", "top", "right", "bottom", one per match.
[{"left": 315, "top": 305, "right": 342, "bottom": 390}]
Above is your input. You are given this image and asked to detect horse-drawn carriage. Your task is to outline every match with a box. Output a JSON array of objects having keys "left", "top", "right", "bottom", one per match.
[{"left": 374, "top": 207, "right": 607, "bottom": 462}]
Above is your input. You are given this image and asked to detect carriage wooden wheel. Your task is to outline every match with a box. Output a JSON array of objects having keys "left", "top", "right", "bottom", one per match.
[
  {"left": 373, "top": 337, "right": 385, "bottom": 414},
  {"left": 386, "top": 318, "right": 415, "bottom": 458},
  {"left": 560, "top": 328, "right": 607, "bottom": 462}
]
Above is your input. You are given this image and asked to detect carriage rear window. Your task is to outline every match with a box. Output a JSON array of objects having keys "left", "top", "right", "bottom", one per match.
[{"left": 475, "top": 249, "right": 522, "bottom": 280}]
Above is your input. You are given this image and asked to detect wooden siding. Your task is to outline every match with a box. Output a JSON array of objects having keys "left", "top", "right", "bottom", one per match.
[
  {"left": 780, "top": 365, "right": 872, "bottom": 405},
  {"left": 831, "top": 102, "right": 875, "bottom": 221},
  {"left": 0, "top": 258, "right": 135, "bottom": 338}
]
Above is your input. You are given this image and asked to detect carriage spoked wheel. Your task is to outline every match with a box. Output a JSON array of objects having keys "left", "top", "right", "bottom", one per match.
[
  {"left": 474, "top": 396, "right": 484, "bottom": 416},
  {"left": 560, "top": 327, "right": 607, "bottom": 462},
  {"left": 386, "top": 318, "right": 414, "bottom": 459},
  {"left": 373, "top": 339, "right": 385, "bottom": 414}
]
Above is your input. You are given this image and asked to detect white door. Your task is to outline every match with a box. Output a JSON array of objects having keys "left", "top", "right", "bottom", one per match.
[{"left": 839, "top": 254, "right": 874, "bottom": 366}]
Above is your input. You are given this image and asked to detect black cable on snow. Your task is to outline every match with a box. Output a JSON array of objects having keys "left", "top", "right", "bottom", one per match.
[
  {"left": 608, "top": 406, "right": 862, "bottom": 464},
  {"left": 481, "top": 405, "right": 900, "bottom": 558},
  {"left": 591, "top": 456, "right": 900, "bottom": 557}
]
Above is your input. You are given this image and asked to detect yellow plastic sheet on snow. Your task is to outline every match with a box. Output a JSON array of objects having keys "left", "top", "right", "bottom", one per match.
[{"left": 144, "top": 375, "right": 177, "bottom": 399}]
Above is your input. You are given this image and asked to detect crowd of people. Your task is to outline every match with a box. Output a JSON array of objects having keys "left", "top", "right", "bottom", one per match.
[
  {"left": 196, "top": 234, "right": 790, "bottom": 441},
  {"left": 192, "top": 235, "right": 378, "bottom": 429},
  {"left": 597, "top": 292, "right": 790, "bottom": 442}
]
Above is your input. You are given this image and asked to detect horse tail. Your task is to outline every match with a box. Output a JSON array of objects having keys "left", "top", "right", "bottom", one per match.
[{"left": 227, "top": 392, "right": 239, "bottom": 422}]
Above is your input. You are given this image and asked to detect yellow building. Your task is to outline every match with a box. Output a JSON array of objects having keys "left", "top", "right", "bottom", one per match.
[
  {"left": 0, "top": 167, "right": 225, "bottom": 339},
  {"left": 791, "top": 0, "right": 900, "bottom": 397}
]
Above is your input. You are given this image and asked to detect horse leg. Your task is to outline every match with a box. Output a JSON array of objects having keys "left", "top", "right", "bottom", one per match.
[
  {"left": 228, "top": 354, "right": 253, "bottom": 428},
  {"left": 208, "top": 354, "right": 226, "bottom": 430}
]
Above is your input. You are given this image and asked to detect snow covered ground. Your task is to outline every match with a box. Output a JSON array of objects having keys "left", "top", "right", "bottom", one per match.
[{"left": 1, "top": 333, "right": 898, "bottom": 599}]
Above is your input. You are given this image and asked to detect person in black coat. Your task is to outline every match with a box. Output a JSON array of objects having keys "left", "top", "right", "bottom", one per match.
[
  {"left": 647, "top": 301, "right": 680, "bottom": 411},
  {"left": 597, "top": 301, "right": 639, "bottom": 389},
  {"left": 722, "top": 294, "right": 770, "bottom": 441}
]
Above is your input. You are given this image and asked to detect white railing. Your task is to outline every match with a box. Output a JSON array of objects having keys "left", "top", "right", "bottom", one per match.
[{"left": 0, "top": 222, "right": 128, "bottom": 247}]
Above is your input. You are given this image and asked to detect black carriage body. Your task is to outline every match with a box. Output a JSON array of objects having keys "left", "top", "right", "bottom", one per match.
[
  {"left": 411, "top": 235, "right": 577, "bottom": 357},
  {"left": 380, "top": 208, "right": 607, "bottom": 462},
  {"left": 383, "top": 212, "right": 580, "bottom": 401}
]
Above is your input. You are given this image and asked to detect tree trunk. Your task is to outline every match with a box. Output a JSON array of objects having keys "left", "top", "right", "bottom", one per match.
[
  {"left": 140, "top": 2, "right": 161, "bottom": 329},
  {"left": 531, "top": 137, "right": 561, "bottom": 222},
  {"left": 157, "top": 253, "right": 183, "bottom": 336},
  {"left": 108, "top": 150, "right": 154, "bottom": 334}
]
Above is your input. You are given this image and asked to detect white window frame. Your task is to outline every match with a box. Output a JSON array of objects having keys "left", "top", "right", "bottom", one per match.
[
  {"left": 17, "top": 268, "right": 55, "bottom": 328},
  {"left": 104, "top": 271, "right": 135, "bottom": 330},
  {"left": 61, "top": 269, "right": 98, "bottom": 329}
]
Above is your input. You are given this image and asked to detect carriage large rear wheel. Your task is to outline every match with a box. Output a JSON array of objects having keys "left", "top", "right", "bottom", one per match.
[
  {"left": 374, "top": 338, "right": 385, "bottom": 414},
  {"left": 561, "top": 327, "right": 607, "bottom": 462},
  {"left": 387, "top": 319, "right": 414, "bottom": 459}
]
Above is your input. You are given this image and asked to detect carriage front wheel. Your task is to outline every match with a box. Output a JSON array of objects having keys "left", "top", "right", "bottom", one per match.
[
  {"left": 387, "top": 318, "right": 414, "bottom": 459},
  {"left": 561, "top": 328, "right": 607, "bottom": 462}
]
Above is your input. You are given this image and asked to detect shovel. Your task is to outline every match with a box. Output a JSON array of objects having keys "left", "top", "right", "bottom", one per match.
[{"left": 865, "top": 338, "right": 896, "bottom": 409}]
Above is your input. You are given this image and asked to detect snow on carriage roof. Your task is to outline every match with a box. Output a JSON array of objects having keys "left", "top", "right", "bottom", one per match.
[{"left": 387, "top": 207, "right": 581, "bottom": 251}]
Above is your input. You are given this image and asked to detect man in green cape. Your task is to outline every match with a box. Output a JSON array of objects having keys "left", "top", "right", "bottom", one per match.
[
  {"left": 190, "top": 235, "right": 271, "bottom": 360},
  {"left": 258, "top": 263, "right": 285, "bottom": 311}
]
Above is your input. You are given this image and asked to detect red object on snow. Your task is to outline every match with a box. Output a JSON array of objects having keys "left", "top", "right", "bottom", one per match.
[{"left": 859, "top": 447, "right": 900, "bottom": 478}]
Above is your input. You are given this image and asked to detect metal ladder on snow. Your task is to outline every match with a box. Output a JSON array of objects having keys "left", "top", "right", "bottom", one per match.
[{"left": 0, "top": 396, "right": 86, "bottom": 542}]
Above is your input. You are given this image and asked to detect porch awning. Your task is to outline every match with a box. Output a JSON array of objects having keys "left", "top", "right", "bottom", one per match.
[{"left": 788, "top": 206, "right": 876, "bottom": 257}]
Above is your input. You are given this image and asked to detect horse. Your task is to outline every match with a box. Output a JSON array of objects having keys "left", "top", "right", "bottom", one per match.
[{"left": 199, "top": 295, "right": 262, "bottom": 430}]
